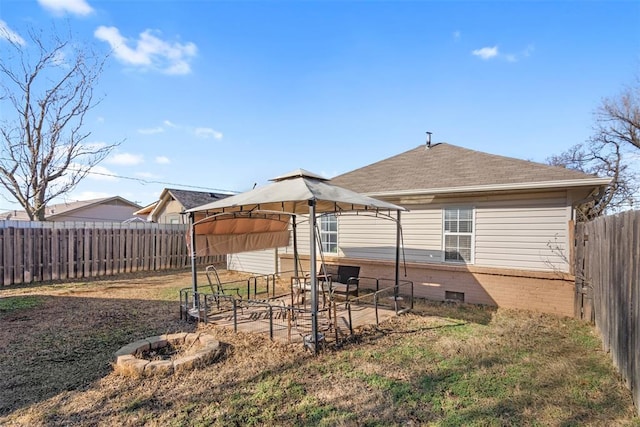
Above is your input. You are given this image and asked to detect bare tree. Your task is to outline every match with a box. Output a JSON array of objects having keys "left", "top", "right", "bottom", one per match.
[
  {"left": 547, "top": 83, "right": 639, "bottom": 221},
  {"left": 599, "top": 83, "right": 640, "bottom": 151},
  {"left": 0, "top": 26, "right": 119, "bottom": 220}
]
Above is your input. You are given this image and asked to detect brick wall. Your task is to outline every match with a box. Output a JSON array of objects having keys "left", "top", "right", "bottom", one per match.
[{"left": 279, "top": 254, "right": 575, "bottom": 317}]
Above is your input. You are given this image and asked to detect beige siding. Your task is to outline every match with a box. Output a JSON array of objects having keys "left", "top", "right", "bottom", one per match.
[
  {"left": 227, "top": 249, "right": 277, "bottom": 275},
  {"left": 157, "top": 200, "right": 187, "bottom": 224},
  {"left": 336, "top": 191, "right": 572, "bottom": 273},
  {"left": 53, "top": 204, "right": 137, "bottom": 222},
  {"left": 230, "top": 190, "right": 573, "bottom": 275},
  {"left": 474, "top": 195, "right": 570, "bottom": 272},
  {"left": 339, "top": 211, "right": 440, "bottom": 262}
]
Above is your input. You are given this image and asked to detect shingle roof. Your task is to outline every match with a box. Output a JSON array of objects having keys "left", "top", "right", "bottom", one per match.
[
  {"left": 165, "top": 189, "right": 230, "bottom": 210},
  {"left": 331, "top": 143, "right": 604, "bottom": 194}
]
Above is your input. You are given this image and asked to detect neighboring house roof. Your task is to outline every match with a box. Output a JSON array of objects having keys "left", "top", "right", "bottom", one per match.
[
  {"left": 331, "top": 143, "right": 611, "bottom": 196},
  {"left": 164, "top": 188, "right": 231, "bottom": 210},
  {"left": 137, "top": 188, "right": 232, "bottom": 221},
  {"left": 0, "top": 196, "right": 142, "bottom": 221},
  {"left": 133, "top": 201, "right": 158, "bottom": 216}
]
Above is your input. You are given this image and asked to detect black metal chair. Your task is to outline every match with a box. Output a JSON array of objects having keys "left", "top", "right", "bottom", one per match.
[{"left": 323, "top": 265, "right": 360, "bottom": 301}]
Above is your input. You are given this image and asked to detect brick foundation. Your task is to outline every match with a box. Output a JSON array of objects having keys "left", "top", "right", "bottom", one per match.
[{"left": 279, "top": 254, "right": 575, "bottom": 318}]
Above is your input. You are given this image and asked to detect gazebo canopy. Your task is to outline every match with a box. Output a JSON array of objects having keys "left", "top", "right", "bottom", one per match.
[
  {"left": 185, "top": 169, "right": 405, "bottom": 256},
  {"left": 187, "top": 169, "right": 404, "bottom": 216}
]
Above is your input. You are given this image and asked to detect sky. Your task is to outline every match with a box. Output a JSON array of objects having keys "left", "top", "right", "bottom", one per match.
[{"left": 0, "top": 0, "right": 639, "bottom": 211}]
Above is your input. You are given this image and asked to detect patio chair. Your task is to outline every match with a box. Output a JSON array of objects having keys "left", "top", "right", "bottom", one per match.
[
  {"left": 291, "top": 272, "right": 335, "bottom": 308},
  {"left": 205, "top": 265, "right": 242, "bottom": 300},
  {"left": 323, "top": 265, "right": 360, "bottom": 301}
]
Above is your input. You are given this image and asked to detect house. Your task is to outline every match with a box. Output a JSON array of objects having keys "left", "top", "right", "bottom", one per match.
[
  {"left": 0, "top": 196, "right": 142, "bottom": 222},
  {"left": 230, "top": 142, "right": 610, "bottom": 317},
  {"left": 136, "top": 188, "right": 231, "bottom": 224}
]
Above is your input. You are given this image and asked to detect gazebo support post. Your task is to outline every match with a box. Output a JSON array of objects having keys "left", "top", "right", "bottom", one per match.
[
  {"left": 395, "top": 210, "right": 401, "bottom": 301},
  {"left": 190, "top": 212, "right": 199, "bottom": 310},
  {"left": 292, "top": 215, "right": 298, "bottom": 278},
  {"left": 309, "top": 199, "right": 318, "bottom": 355}
]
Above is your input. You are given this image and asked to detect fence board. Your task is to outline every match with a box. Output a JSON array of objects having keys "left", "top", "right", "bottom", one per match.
[
  {"left": 574, "top": 222, "right": 585, "bottom": 318},
  {"left": 2, "top": 229, "right": 10, "bottom": 285},
  {"left": 575, "top": 210, "right": 639, "bottom": 416},
  {"left": 67, "top": 228, "right": 75, "bottom": 279},
  {"left": 117, "top": 230, "right": 123, "bottom": 273},
  {"left": 54, "top": 229, "right": 60, "bottom": 281},
  {"left": 42, "top": 228, "right": 52, "bottom": 281},
  {"left": 59, "top": 229, "right": 69, "bottom": 280},
  {"left": 1, "top": 222, "right": 225, "bottom": 286},
  {"left": 82, "top": 228, "right": 90, "bottom": 278},
  {"left": 24, "top": 227, "right": 33, "bottom": 283},
  {"left": 633, "top": 212, "right": 640, "bottom": 412}
]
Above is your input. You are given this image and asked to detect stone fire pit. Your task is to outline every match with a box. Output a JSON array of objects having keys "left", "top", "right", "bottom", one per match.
[{"left": 113, "top": 332, "right": 223, "bottom": 376}]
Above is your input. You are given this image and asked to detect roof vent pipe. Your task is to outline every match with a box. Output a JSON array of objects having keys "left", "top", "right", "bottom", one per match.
[{"left": 425, "top": 131, "right": 432, "bottom": 149}]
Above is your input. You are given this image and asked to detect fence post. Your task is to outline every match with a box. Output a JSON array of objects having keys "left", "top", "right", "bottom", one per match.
[
  {"left": 574, "top": 222, "right": 587, "bottom": 319},
  {"left": 269, "top": 306, "right": 274, "bottom": 340}
]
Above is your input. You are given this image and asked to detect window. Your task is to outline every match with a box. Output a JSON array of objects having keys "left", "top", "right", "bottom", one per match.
[
  {"left": 166, "top": 215, "right": 181, "bottom": 224},
  {"left": 319, "top": 214, "right": 338, "bottom": 254},
  {"left": 443, "top": 207, "right": 474, "bottom": 263}
]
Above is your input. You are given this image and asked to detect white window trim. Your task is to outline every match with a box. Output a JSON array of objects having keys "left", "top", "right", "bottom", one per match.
[
  {"left": 442, "top": 206, "right": 475, "bottom": 264},
  {"left": 319, "top": 213, "right": 339, "bottom": 254}
]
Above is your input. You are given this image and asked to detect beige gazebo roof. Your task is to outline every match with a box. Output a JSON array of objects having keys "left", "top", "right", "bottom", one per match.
[
  {"left": 185, "top": 169, "right": 404, "bottom": 256},
  {"left": 188, "top": 169, "right": 404, "bottom": 215}
]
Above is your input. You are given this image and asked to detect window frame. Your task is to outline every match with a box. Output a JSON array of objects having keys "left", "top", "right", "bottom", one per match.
[
  {"left": 318, "top": 213, "right": 339, "bottom": 254},
  {"left": 442, "top": 206, "right": 475, "bottom": 264}
]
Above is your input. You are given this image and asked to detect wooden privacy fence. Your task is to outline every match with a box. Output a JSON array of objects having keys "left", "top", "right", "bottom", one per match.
[
  {"left": 575, "top": 210, "right": 639, "bottom": 415},
  {"left": 0, "top": 221, "right": 225, "bottom": 286}
]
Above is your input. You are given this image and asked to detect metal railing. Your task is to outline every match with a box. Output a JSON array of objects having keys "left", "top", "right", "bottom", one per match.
[
  {"left": 202, "top": 271, "right": 280, "bottom": 300},
  {"left": 180, "top": 275, "right": 413, "bottom": 350},
  {"left": 345, "top": 279, "right": 414, "bottom": 333}
]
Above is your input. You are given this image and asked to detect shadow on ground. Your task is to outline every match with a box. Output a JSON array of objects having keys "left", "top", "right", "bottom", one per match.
[{"left": 0, "top": 294, "right": 196, "bottom": 415}]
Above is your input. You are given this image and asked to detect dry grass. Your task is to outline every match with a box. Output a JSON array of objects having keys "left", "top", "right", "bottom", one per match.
[{"left": 0, "top": 269, "right": 638, "bottom": 426}]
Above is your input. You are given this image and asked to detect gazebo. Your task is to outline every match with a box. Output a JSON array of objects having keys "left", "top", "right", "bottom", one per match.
[{"left": 185, "top": 169, "right": 406, "bottom": 352}]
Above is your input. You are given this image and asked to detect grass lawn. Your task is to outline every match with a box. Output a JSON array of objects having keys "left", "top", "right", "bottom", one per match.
[{"left": 0, "top": 269, "right": 638, "bottom": 426}]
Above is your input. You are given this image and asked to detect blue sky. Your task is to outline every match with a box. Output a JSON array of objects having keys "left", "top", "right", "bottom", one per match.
[{"left": 0, "top": 0, "right": 639, "bottom": 210}]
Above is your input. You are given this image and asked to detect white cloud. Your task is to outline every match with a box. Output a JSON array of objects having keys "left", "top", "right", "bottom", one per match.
[
  {"left": 96, "top": 116, "right": 105, "bottom": 123},
  {"left": 86, "top": 165, "right": 118, "bottom": 181},
  {"left": 138, "top": 121, "right": 223, "bottom": 141},
  {"left": 194, "top": 127, "right": 223, "bottom": 140},
  {"left": 94, "top": 26, "right": 197, "bottom": 75},
  {"left": 472, "top": 46, "right": 499, "bottom": 60},
  {"left": 453, "top": 30, "right": 461, "bottom": 41},
  {"left": 106, "top": 153, "right": 144, "bottom": 166},
  {"left": 138, "top": 127, "right": 165, "bottom": 135},
  {"left": 155, "top": 156, "right": 170, "bottom": 164},
  {"left": 0, "top": 20, "right": 26, "bottom": 46},
  {"left": 472, "top": 44, "right": 534, "bottom": 63},
  {"left": 37, "top": 0, "right": 94, "bottom": 16}
]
